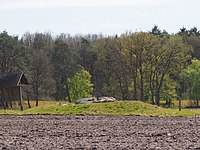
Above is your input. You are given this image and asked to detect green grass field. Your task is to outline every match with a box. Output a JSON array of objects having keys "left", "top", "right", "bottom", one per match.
[{"left": 0, "top": 100, "right": 200, "bottom": 117}]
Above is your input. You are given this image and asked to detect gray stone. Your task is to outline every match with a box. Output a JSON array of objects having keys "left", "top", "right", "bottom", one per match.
[
  {"left": 75, "top": 97, "right": 97, "bottom": 104},
  {"left": 75, "top": 97, "right": 116, "bottom": 104},
  {"left": 95, "top": 97, "right": 116, "bottom": 103}
]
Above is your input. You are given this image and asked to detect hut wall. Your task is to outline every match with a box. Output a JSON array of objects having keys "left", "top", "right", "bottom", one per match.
[
  {"left": 1, "top": 87, "right": 20, "bottom": 101},
  {"left": 2, "top": 89, "right": 8, "bottom": 102},
  {"left": 12, "top": 87, "right": 20, "bottom": 101}
]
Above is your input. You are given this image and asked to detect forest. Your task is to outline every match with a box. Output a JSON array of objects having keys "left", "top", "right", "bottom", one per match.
[{"left": 1, "top": 26, "right": 200, "bottom": 107}]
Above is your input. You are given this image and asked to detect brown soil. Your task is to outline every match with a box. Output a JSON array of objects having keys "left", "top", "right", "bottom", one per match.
[{"left": 0, "top": 115, "right": 200, "bottom": 149}]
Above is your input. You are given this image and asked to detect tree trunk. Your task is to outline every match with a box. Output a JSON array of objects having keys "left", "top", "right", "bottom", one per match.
[
  {"left": 35, "top": 99, "right": 38, "bottom": 107},
  {"left": 150, "top": 79, "right": 155, "bottom": 104},
  {"left": 19, "top": 86, "right": 23, "bottom": 111},
  {"left": 119, "top": 79, "right": 128, "bottom": 100},
  {"left": 179, "top": 99, "right": 181, "bottom": 111},
  {"left": 1, "top": 91, "right": 5, "bottom": 110},
  {"left": 35, "top": 92, "right": 39, "bottom": 107},
  {"left": 149, "top": 66, "right": 156, "bottom": 104},
  {"left": 123, "top": 75, "right": 130, "bottom": 100},
  {"left": 140, "top": 69, "right": 144, "bottom": 101},
  {"left": 65, "top": 81, "right": 71, "bottom": 103},
  {"left": 130, "top": 51, "right": 137, "bottom": 100},
  {"left": 132, "top": 65, "right": 137, "bottom": 100},
  {"left": 133, "top": 77, "right": 137, "bottom": 100},
  {"left": 151, "top": 91, "right": 155, "bottom": 104},
  {"left": 155, "top": 89, "right": 160, "bottom": 106},
  {"left": 119, "top": 81, "right": 125, "bottom": 100},
  {"left": 95, "top": 74, "right": 100, "bottom": 100},
  {"left": 27, "top": 95, "right": 31, "bottom": 108},
  {"left": 2, "top": 101, "right": 5, "bottom": 110},
  {"left": 5, "top": 101, "right": 8, "bottom": 108},
  {"left": 9, "top": 101, "right": 12, "bottom": 108},
  {"left": 8, "top": 88, "right": 12, "bottom": 108},
  {"left": 34, "top": 84, "right": 39, "bottom": 107},
  {"left": 155, "top": 74, "right": 160, "bottom": 106},
  {"left": 34, "top": 78, "right": 39, "bottom": 106},
  {"left": 138, "top": 53, "right": 144, "bottom": 101}
]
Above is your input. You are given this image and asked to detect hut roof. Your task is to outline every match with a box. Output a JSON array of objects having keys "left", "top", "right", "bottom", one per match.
[{"left": 0, "top": 72, "right": 28, "bottom": 89}]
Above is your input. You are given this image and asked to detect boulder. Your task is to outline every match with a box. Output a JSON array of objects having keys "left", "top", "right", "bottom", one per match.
[
  {"left": 75, "top": 97, "right": 97, "bottom": 104},
  {"left": 75, "top": 97, "right": 116, "bottom": 104},
  {"left": 95, "top": 97, "right": 116, "bottom": 103}
]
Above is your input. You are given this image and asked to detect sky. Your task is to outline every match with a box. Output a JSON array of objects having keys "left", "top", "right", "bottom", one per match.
[{"left": 0, "top": 0, "right": 200, "bottom": 37}]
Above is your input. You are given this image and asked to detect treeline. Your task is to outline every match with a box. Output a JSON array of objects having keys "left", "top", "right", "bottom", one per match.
[{"left": 1, "top": 26, "right": 200, "bottom": 106}]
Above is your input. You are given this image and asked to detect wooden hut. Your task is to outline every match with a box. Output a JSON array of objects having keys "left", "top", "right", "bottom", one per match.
[{"left": 0, "top": 72, "right": 28, "bottom": 111}]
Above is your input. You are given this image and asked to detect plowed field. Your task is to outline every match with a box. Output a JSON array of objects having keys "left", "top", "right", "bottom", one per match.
[{"left": 0, "top": 115, "right": 199, "bottom": 149}]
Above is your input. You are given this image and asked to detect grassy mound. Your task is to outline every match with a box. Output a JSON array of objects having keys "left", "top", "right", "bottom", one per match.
[
  {"left": 0, "top": 101, "right": 199, "bottom": 117},
  {"left": 20, "top": 101, "right": 200, "bottom": 117}
]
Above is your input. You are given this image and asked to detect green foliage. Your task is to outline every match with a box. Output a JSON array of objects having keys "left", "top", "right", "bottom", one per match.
[
  {"left": 0, "top": 31, "right": 24, "bottom": 73},
  {"left": 101, "top": 77, "right": 122, "bottom": 98},
  {"left": 0, "top": 28, "right": 199, "bottom": 106},
  {"left": 67, "top": 69, "right": 94, "bottom": 101},
  {"left": 161, "top": 75, "right": 178, "bottom": 100},
  {"left": 181, "top": 58, "right": 200, "bottom": 100},
  {"left": 52, "top": 39, "right": 79, "bottom": 101}
]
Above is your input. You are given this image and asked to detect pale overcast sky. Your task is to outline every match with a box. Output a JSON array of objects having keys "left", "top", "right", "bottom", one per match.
[{"left": 0, "top": 0, "right": 200, "bottom": 36}]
